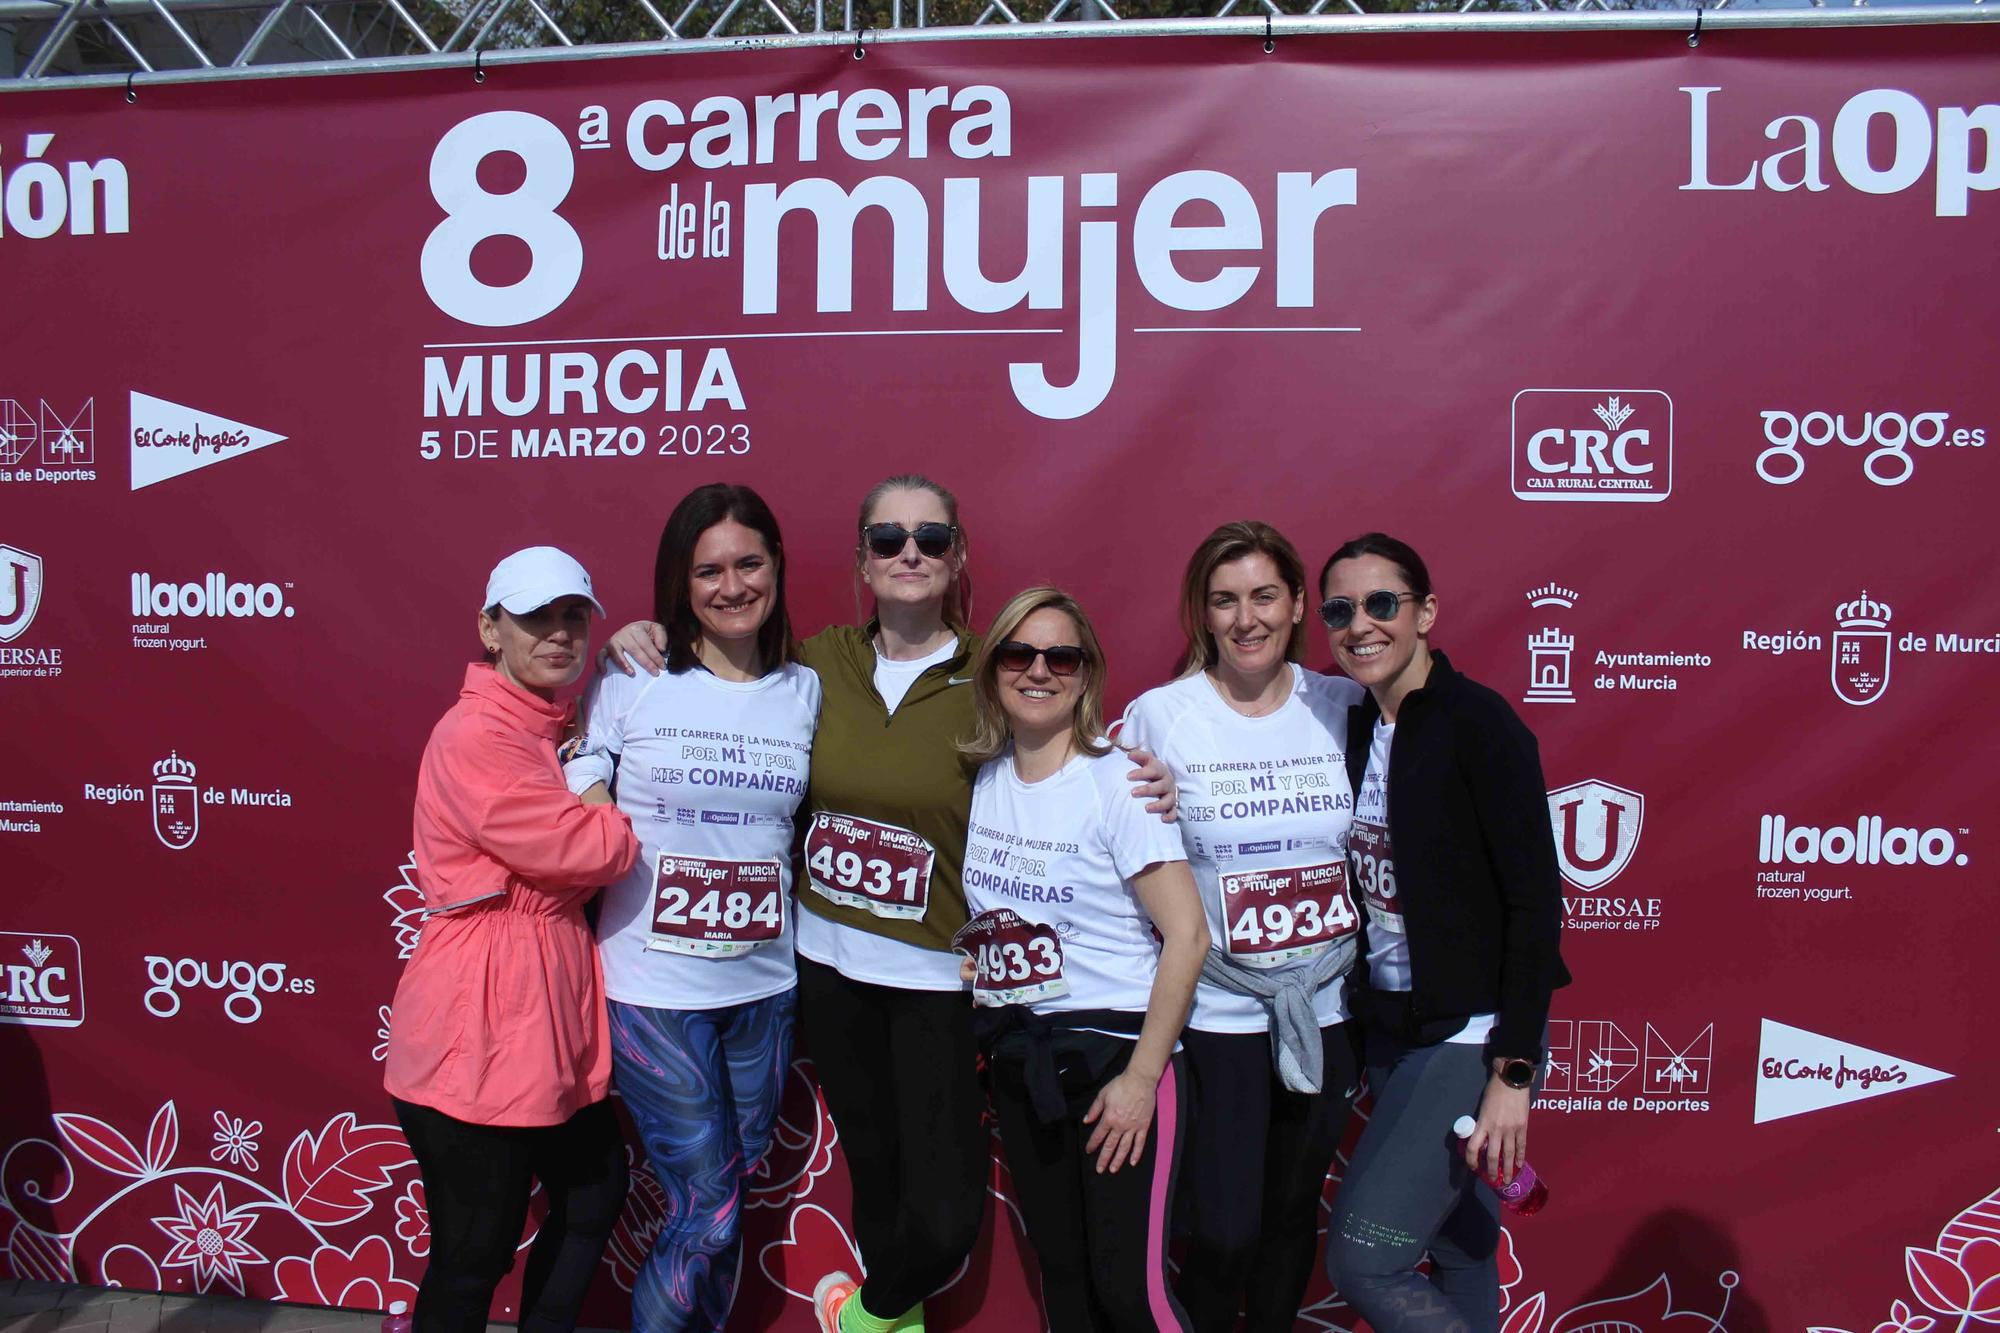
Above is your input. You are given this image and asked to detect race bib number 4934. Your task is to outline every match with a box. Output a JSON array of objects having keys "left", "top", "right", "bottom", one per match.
[
  {"left": 1220, "top": 861, "right": 1357, "bottom": 968},
  {"left": 804, "top": 812, "right": 935, "bottom": 921},
  {"left": 951, "top": 908, "right": 1069, "bottom": 1008},
  {"left": 648, "top": 854, "right": 785, "bottom": 958}
]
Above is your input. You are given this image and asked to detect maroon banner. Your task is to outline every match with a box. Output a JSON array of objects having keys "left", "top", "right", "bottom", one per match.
[{"left": 4, "top": 24, "right": 1998, "bottom": 1331}]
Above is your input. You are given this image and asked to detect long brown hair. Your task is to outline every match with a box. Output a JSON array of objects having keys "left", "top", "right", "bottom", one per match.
[
  {"left": 959, "top": 587, "right": 1112, "bottom": 766},
  {"left": 1175, "top": 520, "right": 1310, "bottom": 677},
  {"left": 652, "top": 483, "right": 797, "bottom": 676},
  {"left": 854, "top": 473, "right": 973, "bottom": 630}
]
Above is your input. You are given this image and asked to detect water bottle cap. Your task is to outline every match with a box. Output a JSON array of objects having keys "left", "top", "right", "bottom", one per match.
[
  {"left": 1452, "top": 1115, "right": 1477, "bottom": 1138},
  {"left": 388, "top": 1301, "right": 408, "bottom": 1314}
]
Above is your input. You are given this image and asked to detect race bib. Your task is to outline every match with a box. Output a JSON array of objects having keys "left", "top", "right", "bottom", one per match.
[
  {"left": 804, "top": 812, "right": 935, "bottom": 921},
  {"left": 1219, "top": 860, "right": 1358, "bottom": 968},
  {"left": 646, "top": 854, "right": 785, "bottom": 958},
  {"left": 1347, "top": 821, "right": 1403, "bottom": 934},
  {"left": 951, "top": 908, "right": 1069, "bottom": 1008}
]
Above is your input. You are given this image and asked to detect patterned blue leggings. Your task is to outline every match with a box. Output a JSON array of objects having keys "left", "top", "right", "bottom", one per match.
[{"left": 609, "top": 990, "right": 797, "bottom": 1333}]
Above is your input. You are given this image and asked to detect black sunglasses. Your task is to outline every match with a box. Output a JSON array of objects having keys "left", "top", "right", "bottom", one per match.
[
  {"left": 1318, "top": 590, "right": 1418, "bottom": 630},
  {"left": 994, "top": 641, "right": 1089, "bottom": 677},
  {"left": 863, "top": 522, "right": 957, "bottom": 559}
]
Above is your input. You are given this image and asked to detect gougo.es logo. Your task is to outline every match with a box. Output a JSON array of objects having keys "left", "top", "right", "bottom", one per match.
[
  {"left": 142, "top": 955, "right": 315, "bottom": 1023},
  {"left": 1755, "top": 409, "right": 1984, "bottom": 487}
]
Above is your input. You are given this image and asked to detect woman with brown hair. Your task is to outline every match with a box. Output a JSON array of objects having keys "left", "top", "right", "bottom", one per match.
[{"left": 1121, "top": 521, "right": 1367, "bottom": 1333}]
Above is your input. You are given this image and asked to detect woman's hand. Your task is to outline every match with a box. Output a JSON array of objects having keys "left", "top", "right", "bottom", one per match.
[
  {"left": 1463, "top": 1074, "right": 1532, "bottom": 1187},
  {"left": 601, "top": 620, "right": 668, "bottom": 676},
  {"left": 957, "top": 954, "right": 976, "bottom": 983},
  {"left": 1083, "top": 1065, "right": 1159, "bottom": 1174},
  {"left": 1123, "top": 746, "right": 1179, "bottom": 823}
]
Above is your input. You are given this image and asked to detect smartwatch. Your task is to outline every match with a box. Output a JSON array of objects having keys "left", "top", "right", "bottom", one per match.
[{"left": 1495, "top": 1057, "right": 1537, "bottom": 1090}]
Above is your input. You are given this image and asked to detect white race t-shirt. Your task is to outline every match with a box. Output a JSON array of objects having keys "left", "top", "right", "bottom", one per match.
[
  {"left": 1121, "top": 666, "right": 1364, "bottom": 1035},
  {"left": 960, "top": 745, "right": 1188, "bottom": 1021},
  {"left": 568, "top": 663, "right": 819, "bottom": 1010},
  {"left": 874, "top": 636, "right": 957, "bottom": 716},
  {"left": 1351, "top": 718, "right": 1495, "bottom": 1046}
]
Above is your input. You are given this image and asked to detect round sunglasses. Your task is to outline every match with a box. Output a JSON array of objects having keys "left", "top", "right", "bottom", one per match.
[{"left": 1318, "top": 589, "right": 1418, "bottom": 630}]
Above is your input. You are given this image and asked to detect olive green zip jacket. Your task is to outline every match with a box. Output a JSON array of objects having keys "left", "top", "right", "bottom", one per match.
[{"left": 797, "top": 623, "right": 983, "bottom": 953}]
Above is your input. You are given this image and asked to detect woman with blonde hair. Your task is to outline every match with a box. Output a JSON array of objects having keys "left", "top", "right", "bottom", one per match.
[{"left": 955, "top": 586, "right": 1208, "bottom": 1333}]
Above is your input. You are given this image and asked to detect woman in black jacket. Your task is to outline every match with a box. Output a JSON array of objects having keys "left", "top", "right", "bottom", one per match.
[{"left": 1319, "top": 533, "right": 1569, "bottom": 1333}]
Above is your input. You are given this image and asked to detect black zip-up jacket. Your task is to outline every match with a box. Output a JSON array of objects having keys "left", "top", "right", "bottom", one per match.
[{"left": 1343, "top": 650, "right": 1570, "bottom": 1062}]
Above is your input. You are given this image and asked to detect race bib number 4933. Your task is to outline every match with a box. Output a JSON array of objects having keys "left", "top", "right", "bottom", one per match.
[
  {"left": 648, "top": 854, "right": 785, "bottom": 958},
  {"left": 1220, "top": 861, "right": 1357, "bottom": 968},
  {"left": 804, "top": 812, "right": 935, "bottom": 921},
  {"left": 951, "top": 908, "right": 1069, "bottom": 1008}
]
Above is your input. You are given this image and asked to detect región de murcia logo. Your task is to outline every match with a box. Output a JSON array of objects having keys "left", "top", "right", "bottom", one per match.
[
  {"left": 80, "top": 750, "right": 295, "bottom": 849},
  {"left": 1831, "top": 590, "right": 1892, "bottom": 706}
]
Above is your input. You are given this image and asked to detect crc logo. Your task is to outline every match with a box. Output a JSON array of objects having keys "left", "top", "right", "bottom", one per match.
[
  {"left": 0, "top": 545, "right": 43, "bottom": 643},
  {"left": 1548, "top": 779, "right": 1644, "bottom": 891},
  {"left": 1512, "top": 390, "right": 1672, "bottom": 503},
  {"left": 142, "top": 955, "right": 315, "bottom": 1024},
  {"left": 0, "top": 397, "right": 94, "bottom": 467},
  {"left": 1756, "top": 409, "right": 1983, "bottom": 488},
  {"left": 0, "top": 932, "right": 83, "bottom": 1028},
  {"left": 1831, "top": 590, "right": 1891, "bottom": 706}
]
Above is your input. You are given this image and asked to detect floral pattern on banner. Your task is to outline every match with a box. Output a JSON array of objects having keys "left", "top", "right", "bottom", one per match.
[
  {"left": 0, "top": 1096, "right": 419, "bottom": 1309},
  {"left": 1815, "top": 1188, "right": 2000, "bottom": 1333}
]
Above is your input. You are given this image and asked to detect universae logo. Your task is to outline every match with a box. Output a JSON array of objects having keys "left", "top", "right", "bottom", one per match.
[
  {"left": 1512, "top": 390, "right": 1672, "bottom": 503},
  {"left": 1548, "top": 779, "right": 1644, "bottom": 891},
  {"left": 0, "top": 544, "right": 43, "bottom": 643}
]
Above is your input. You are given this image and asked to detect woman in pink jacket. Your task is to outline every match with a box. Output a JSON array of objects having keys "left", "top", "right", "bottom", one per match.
[{"left": 385, "top": 546, "right": 642, "bottom": 1333}]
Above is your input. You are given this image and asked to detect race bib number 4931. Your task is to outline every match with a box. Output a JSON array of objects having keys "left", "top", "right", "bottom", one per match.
[
  {"left": 804, "top": 812, "right": 935, "bottom": 921},
  {"left": 648, "top": 854, "right": 785, "bottom": 958},
  {"left": 951, "top": 908, "right": 1069, "bottom": 1008},
  {"left": 1220, "top": 861, "right": 1357, "bottom": 968}
]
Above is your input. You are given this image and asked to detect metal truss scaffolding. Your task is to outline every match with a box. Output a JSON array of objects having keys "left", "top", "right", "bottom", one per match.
[{"left": 1, "top": 0, "right": 1992, "bottom": 86}]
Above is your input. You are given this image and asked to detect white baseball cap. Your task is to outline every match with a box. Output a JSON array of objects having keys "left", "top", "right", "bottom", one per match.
[{"left": 482, "top": 546, "right": 606, "bottom": 617}]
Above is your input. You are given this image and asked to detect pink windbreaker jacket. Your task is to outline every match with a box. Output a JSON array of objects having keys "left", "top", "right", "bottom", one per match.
[{"left": 384, "top": 663, "right": 640, "bottom": 1126}]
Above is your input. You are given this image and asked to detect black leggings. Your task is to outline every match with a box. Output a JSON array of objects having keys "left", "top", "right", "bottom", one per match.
[
  {"left": 988, "top": 1031, "right": 1193, "bottom": 1333},
  {"left": 392, "top": 1097, "right": 629, "bottom": 1333},
  {"left": 1178, "top": 1023, "right": 1360, "bottom": 1333},
  {"left": 795, "top": 957, "right": 986, "bottom": 1321}
]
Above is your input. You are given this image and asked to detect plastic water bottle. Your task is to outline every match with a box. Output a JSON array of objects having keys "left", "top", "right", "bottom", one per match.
[
  {"left": 1453, "top": 1115, "right": 1549, "bottom": 1215},
  {"left": 381, "top": 1300, "right": 413, "bottom": 1333}
]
